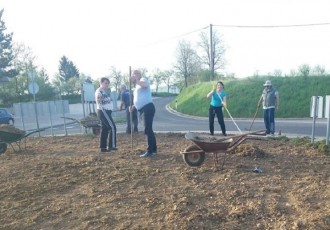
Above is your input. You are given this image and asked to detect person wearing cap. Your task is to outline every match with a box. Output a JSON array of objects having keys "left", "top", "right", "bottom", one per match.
[
  {"left": 257, "top": 80, "right": 280, "bottom": 136},
  {"left": 130, "top": 69, "right": 157, "bottom": 157}
]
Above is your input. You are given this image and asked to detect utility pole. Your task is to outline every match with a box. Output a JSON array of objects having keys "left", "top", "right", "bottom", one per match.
[{"left": 210, "top": 24, "right": 214, "bottom": 81}]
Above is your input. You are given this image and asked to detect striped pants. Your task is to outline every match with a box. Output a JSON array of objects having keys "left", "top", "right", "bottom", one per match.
[{"left": 97, "top": 109, "right": 116, "bottom": 149}]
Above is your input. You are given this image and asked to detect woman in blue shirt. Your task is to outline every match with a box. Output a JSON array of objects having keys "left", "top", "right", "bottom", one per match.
[{"left": 206, "top": 81, "right": 227, "bottom": 136}]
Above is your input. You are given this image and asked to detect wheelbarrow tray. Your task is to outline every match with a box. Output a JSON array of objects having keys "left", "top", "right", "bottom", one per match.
[
  {"left": 80, "top": 119, "right": 100, "bottom": 128},
  {"left": 182, "top": 130, "right": 266, "bottom": 168},
  {"left": 185, "top": 132, "right": 233, "bottom": 152},
  {"left": 0, "top": 130, "right": 26, "bottom": 143},
  {"left": 61, "top": 116, "right": 100, "bottom": 128},
  {"left": 0, "top": 128, "right": 45, "bottom": 154}
]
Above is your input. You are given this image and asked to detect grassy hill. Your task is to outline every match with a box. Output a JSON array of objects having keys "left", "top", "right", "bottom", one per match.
[{"left": 169, "top": 75, "right": 330, "bottom": 118}]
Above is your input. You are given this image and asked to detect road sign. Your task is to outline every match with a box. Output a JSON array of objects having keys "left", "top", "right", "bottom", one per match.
[{"left": 28, "top": 82, "right": 39, "bottom": 94}]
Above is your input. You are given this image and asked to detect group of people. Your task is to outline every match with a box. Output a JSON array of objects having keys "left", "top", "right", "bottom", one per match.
[
  {"left": 95, "top": 72, "right": 279, "bottom": 157},
  {"left": 95, "top": 69, "right": 157, "bottom": 157},
  {"left": 207, "top": 80, "right": 279, "bottom": 137}
]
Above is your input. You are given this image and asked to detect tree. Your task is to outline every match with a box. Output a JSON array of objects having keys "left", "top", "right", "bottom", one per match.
[
  {"left": 58, "top": 56, "right": 79, "bottom": 81},
  {"left": 109, "top": 66, "right": 122, "bottom": 92},
  {"left": 312, "top": 65, "right": 326, "bottom": 75},
  {"left": 162, "top": 70, "right": 174, "bottom": 93},
  {"left": 150, "top": 68, "right": 165, "bottom": 93},
  {"left": 174, "top": 40, "right": 201, "bottom": 88},
  {"left": 198, "top": 29, "right": 226, "bottom": 81},
  {"left": 0, "top": 9, "right": 18, "bottom": 82},
  {"left": 298, "top": 64, "right": 310, "bottom": 77},
  {"left": 11, "top": 43, "right": 37, "bottom": 95}
]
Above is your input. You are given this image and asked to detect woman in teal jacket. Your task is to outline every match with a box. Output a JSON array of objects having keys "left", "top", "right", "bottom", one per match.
[{"left": 206, "top": 81, "right": 227, "bottom": 136}]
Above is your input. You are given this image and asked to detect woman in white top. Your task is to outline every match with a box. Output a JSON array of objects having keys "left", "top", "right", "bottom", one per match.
[{"left": 95, "top": 77, "right": 117, "bottom": 152}]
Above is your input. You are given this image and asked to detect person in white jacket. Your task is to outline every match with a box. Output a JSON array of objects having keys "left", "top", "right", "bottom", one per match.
[{"left": 95, "top": 77, "right": 117, "bottom": 152}]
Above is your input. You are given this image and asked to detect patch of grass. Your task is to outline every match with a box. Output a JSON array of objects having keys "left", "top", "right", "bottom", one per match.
[{"left": 169, "top": 75, "right": 330, "bottom": 118}]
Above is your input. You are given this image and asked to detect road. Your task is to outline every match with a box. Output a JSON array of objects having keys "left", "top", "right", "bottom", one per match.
[
  {"left": 27, "top": 97, "right": 328, "bottom": 139},
  {"left": 152, "top": 97, "right": 328, "bottom": 139}
]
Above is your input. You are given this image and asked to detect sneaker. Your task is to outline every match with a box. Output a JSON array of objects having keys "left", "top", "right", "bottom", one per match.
[
  {"left": 109, "top": 147, "right": 117, "bottom": 151},
  {"left": 223, "top": 133, "right": 227, "bottom": 136},
  {"left": 100, "top": 148, "right": 110, "bottom": 153},
  {"left": 150, "top": 151, "right": 157, "bottom": 156},
  {"left": 140, "top": 151, "right": 151, "bottom": 157},
  {"left": 139, "top": 151, "right": 157, "bottom": 157}
]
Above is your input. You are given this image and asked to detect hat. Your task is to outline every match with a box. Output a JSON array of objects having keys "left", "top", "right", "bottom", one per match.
[{"left": 263, "top": 80, "right": 272, "bottom": 86}]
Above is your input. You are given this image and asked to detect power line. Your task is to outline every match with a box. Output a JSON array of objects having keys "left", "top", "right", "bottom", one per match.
[
  {"left": 139, "top": 21, "right": 330, "bottom": 49},
  {"left": 140, "top": 26, "right": 208, "bottom": 47},
  {"left": 213, "top": 22, "right": 330, "bottom": 28}
]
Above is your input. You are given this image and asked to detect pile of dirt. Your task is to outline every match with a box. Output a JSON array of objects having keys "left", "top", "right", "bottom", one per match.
[
  {"left": 0, "top": 124, "right": 25, "bottom": 135},
  {"left": 0, "top": 133, "right": 329, "bottom": 229}
]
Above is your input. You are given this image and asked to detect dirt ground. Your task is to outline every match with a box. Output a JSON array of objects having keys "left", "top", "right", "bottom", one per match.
[{"left": 0, "top": 132, "right": 330, "bottom": 229}]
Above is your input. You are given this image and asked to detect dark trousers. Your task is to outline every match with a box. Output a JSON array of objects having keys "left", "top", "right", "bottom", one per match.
[
  {"left": 139, "top": 103, "right": 157, "bottom": 153},
  {"left": 97, "top": 109, "right": 116, "bottom": 149},
  {"left": 209, "top": 106, "right": 226, "bottom": 135},
  {"left": 263, "top": 108, "right": 275, "bottom": 134},
  {"left": 125, "top": 107, "right": 138, "bottom": 133}
]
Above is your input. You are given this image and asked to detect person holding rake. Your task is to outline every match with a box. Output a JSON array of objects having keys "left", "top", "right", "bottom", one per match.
[
  {"left": 130, "top": 69, "right": 157, "bottom": 157},
  {"left": 206, "top": 81, "right": 227, "bottom": 136}
]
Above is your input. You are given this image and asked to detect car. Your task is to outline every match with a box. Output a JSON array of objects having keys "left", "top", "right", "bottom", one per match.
[{"left": 0, "top": 108, "right": 14, "bottom": 125}]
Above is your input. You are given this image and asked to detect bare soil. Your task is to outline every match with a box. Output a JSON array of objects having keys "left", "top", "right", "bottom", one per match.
[{"left": 0, "top": 133, "right": 330, "bottom": 229}]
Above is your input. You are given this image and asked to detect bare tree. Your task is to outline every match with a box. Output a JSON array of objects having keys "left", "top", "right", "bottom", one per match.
[
  {"left": 273, "top": 69, "right": 282, "bottom": 77},
  {"left": 150, "top": 68, "right": 164, "bottom": 93},
  {"left": 312, "top": 65, "right": 326, "bottom": 75},
  {"left": 109, "top": 66, "right": 122, "bottom": 92},
  {"left": 174, "top": 40, "right": 201, "bottom": 88},
  {"left": 162, "top": 70, "right": 174, "bottom": 93},
  {"left": 298, "top": 64, "right": 310, "bottom": 77},
  {"left": 198, "top": 30, "right": 226, "bottom": 79}
]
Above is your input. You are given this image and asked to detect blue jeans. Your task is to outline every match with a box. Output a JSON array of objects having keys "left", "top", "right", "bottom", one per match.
[{"left": 263, "top": 108, "right": 275, "bottom": 134}]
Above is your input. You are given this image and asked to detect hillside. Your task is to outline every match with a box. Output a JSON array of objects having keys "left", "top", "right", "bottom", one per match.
[{"left": 170, "top": 75, "right": 330, "bottom": 118}]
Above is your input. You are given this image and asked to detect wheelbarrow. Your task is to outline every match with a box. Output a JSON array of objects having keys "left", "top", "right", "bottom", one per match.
[
  {"left": 62, "top": 114, "right": 101, "bottom": 135},
  {"left": 0, "top": 127, "right": 45, "bottom": 154},
  {"left": 180, "top": 130, "right": 266, "bottom": 168}
]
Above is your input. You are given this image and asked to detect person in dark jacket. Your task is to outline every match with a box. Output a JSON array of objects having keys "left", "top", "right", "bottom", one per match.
[
  {"left": 257, "top": 80, "right": 280, "bottom": 136},
  {"left": 120, "top": 84, "right": 138, "bottom": 134}
]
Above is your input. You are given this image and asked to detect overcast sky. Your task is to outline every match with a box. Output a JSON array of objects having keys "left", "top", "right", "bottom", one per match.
[{"left": 2, "top": 0, "right": 330, "bottom": 79}]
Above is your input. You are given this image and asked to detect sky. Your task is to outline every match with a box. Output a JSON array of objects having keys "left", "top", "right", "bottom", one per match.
[{"left": 2, "top": 0, "right": 330, "bottom": 80}]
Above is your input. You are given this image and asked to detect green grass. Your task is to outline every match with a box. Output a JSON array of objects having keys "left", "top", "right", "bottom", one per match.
[{"left": 170, "top": 75, "right": 330, "bottom": 118}]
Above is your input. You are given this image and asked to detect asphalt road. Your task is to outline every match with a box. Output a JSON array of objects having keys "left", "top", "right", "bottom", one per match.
[
  {"left": 33, "top": 96, "right": 329, "bottom": 139},
  {"left": 152, "top": 97, "right": 328, "bottom": 139}
]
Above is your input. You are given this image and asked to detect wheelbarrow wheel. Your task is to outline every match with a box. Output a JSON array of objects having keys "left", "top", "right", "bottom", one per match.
[
  {"left": 0, "top": 143, "right": 7, "bottom": 154},
  {"left": 183, "top": 145, "right": 205, "bottom": 167}
]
